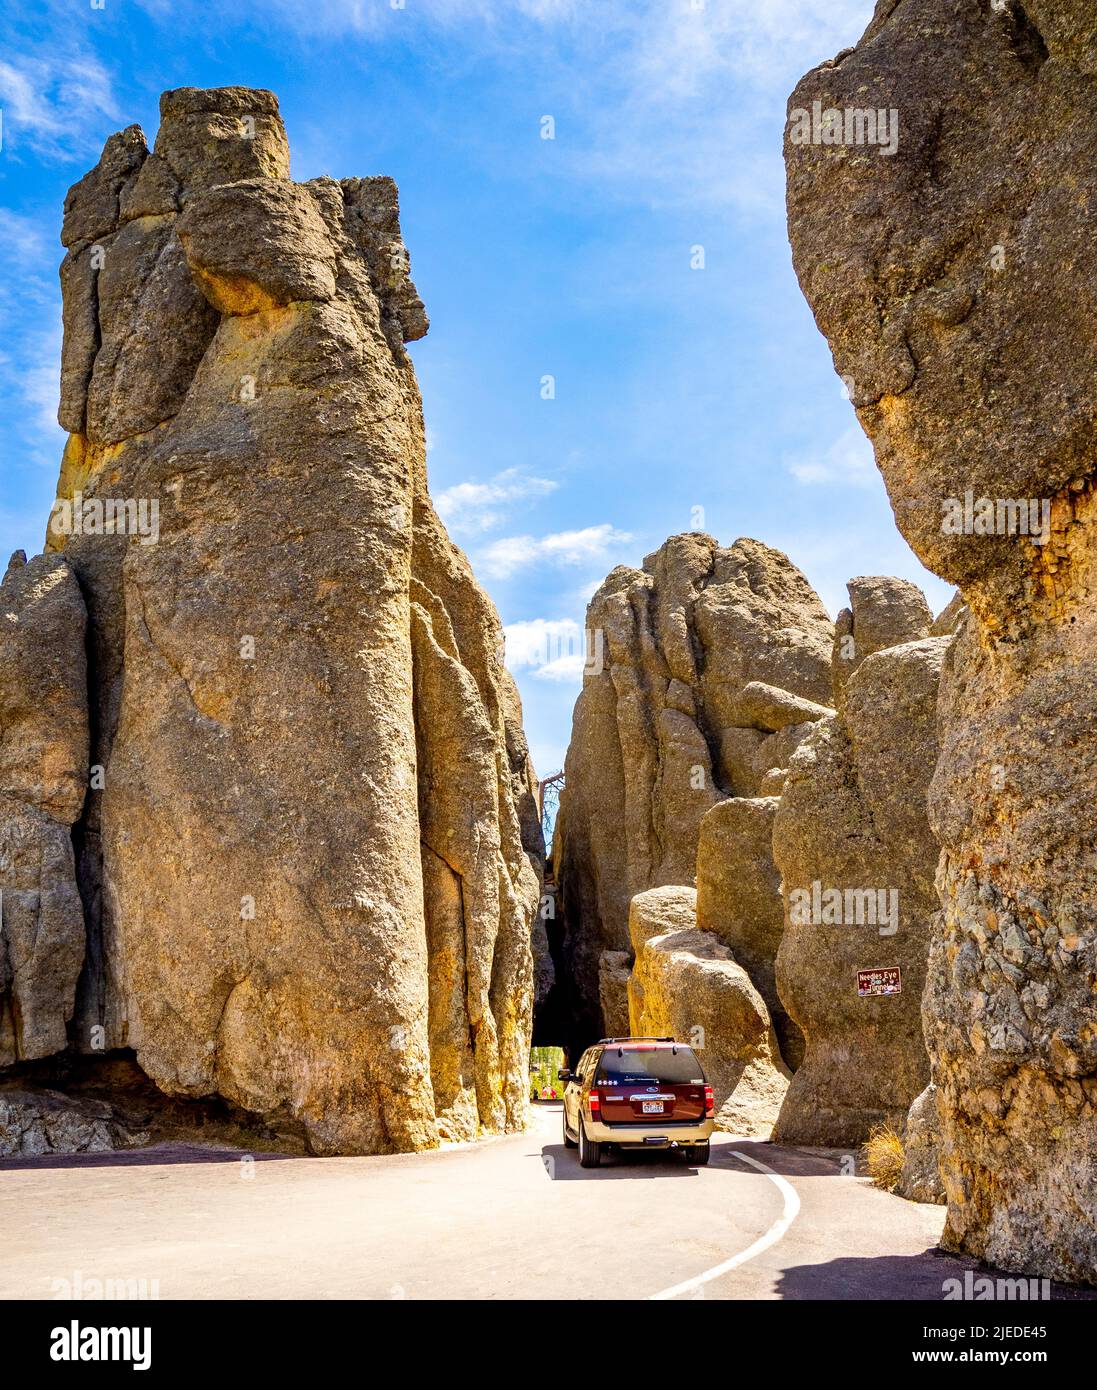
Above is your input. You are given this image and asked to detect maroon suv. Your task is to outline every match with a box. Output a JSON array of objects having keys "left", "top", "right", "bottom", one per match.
[{"left": 560, "top": 1037, "right": 715, "bottom": 1167}]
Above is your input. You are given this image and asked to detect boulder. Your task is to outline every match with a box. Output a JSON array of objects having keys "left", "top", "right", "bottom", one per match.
[
  {"left": 757, "top": 768, "right": 787, "bottom": 797},
  {"left": 786, "top": 0, "right": 1097, "bottom": 1281},
  {"left": 43, "top": 87, "right": 542, "bottom": 1155},
  {"left": 930, "top": 592, "right": 965, "bottom": 638},
  {"left": 731, "top": 681, "right": 831, "bottom": 732},
  {"left": 832, "top": 576, "right": 931, "bottom": 712},
  {"left": 627, "top": 884, "right": 698, "bottom": 956},
  {"left": 627, "top": 888, "right": 789, "bottom": 1138},
  {"left": 696, "top": 796, "right": 802, "bottom": 1067},
  {"left": 0, "top": 1088, "right": 147, "bottom": 1158},
  {"left": 899, "top": 1084, "right": 946, "bottom": 1206}
]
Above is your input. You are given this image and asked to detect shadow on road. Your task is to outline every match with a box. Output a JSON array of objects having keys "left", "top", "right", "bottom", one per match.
[
  {"left": 539, "top": 1141, "right": 700, "bottom": 1180},
  {"left": 775, "top": 1249, "right": 1097, "bottom": 1301},
  {"left": 0, "top": 1143, "right": 298, "bottom": 1172},
  {"left": 536, "top": 1125, "right": 859, "bottom": 1183},
  {"left": 721, "top": 1138, "right": 867, "bottom": 1179}
]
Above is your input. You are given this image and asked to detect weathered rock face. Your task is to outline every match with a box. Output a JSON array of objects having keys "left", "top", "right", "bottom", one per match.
[
  {"left": 786, "top": 2, "right": 1097, "bottom": 1279},
  {"left": 899, "top": 1083, "right": 946, "bottom": 1206},
  {"left": 44, "top": 86, "right": 542, "bottom": 1154},
  {"left": 773, "top": 576, "right": 948, "bottom": 1146},
  {"left": 597, "top": 950, "right": 631, "bottom": 1040},
  {"left": 555, "top": 533, "right": 833, "bottom": 1051},
  {"left": 0, "top": 553, "right": 88, "bottom": 1067},
  {"left": 695, "top": 795, "right": 802, "bottom": 1067},
  {"left": 0, "top": 1088, "right": 147, "bottom": 1158},
  {"left": 626, "top": 887, "right": 790, "bottom": 1138},
  {"left": 832, "top": 576, "right": 931, "bottom": 712}
]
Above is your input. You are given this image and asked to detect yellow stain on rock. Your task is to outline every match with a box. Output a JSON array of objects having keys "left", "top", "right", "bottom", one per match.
[
  {"left": 46, "top": 434, "right": 129, "bottom": 552},
  {"left": 187, "top": 262, "right": 286, "bottom": 317}
]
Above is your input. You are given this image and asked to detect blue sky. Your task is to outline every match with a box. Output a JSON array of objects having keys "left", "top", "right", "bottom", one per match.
[{"left": 0, "top": 0, "right": 951, "bottom": 775}]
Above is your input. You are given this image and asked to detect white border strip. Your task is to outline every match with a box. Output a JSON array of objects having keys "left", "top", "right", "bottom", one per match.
[{"left": 648, "top": 1149, "right": 801, "bottom": 1300}]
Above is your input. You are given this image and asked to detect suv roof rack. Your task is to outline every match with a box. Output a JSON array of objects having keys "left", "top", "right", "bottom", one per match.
[{"left": 596, "top": 1036, "right": 675, "bottom": 1045}]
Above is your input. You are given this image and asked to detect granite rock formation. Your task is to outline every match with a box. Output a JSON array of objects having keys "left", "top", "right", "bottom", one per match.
[
  {"left": 695, "top": 795, "right": 801, "bottom": 1067},
  {"left": 786, "top": 0, "right": 1097, "bottom": 1279},
  {"left": 773, "top": 580, "right": 949, "bottom": 1146},
  {"left": 899, "top": 1083, "right": 946, "bottom": 1206},
  {"left": 625, "top": 887, "right": 790, "bottom": 1137},
  {"left": 597, "top": 950, "right": 631, "bottom": 1040},
  {"left": 555, "top": 533, "right": 833, "bottom": 1052},
  {"left": 0, "top": 552, "right": 89, "bottom": 1067},
  {"left": 832, "top": 575, "right": 931, "bottom": 712},
  {"left": 0, "top": 1088, "right": 147, "bottom": 1158},
  {"left": 38, "top": 86, "right": 542, "bottom": 1154}
]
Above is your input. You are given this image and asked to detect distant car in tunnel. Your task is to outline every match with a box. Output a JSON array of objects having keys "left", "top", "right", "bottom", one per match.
[{"left": 559, "top": 1038, "right": 715, "bottom": 1168}]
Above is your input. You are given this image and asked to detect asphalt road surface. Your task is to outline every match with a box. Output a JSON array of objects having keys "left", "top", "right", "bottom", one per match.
[{"left": 2, "top": 1103, "right": 1090, "bottom": 1301}]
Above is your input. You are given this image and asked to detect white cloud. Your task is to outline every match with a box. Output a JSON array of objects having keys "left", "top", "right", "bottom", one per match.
[
  {"left": 222, "top": 0, "right": 590, "bottom": 37},
  {"left": 564, "top": 0, "right": 874, "bottom": 214},
  {"left": 0, "top": 209, "right": 49, "bottom": 264},
  {"left": 21, "top": 324, "right": 66, "bottom": 466},
  {"left": 479, "top": 523, "right": 631, "bottom": 579},
  {"left": 787, "top": 424, "right": 878, "bottom": 490},
  {"left": 223, "top": 0, "right": 871, "bottom": 83},
  {"left": 0, "top": 207, "right": 65, "bottom": 467},
  {"left": 435, "top": 467, "right": 557, "bottom": 535},
  {"left": 0, "top": 51, "right": 119, "bottom": 159},
  {"left": 503, "top": 617, "right": 589, "bottom": 683},
  {"left": 133, "top": 0, "right": 874, "bottom": 215}
]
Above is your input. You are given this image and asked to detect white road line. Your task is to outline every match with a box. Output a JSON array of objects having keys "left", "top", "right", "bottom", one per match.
[{"left": 648, "top": 1149, "right": 801, "bottom": 1301}]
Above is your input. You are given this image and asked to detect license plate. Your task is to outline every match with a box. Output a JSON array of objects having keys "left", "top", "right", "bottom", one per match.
[{"left": 642, "top": 1101, "right": 664, "bottom": 1114}]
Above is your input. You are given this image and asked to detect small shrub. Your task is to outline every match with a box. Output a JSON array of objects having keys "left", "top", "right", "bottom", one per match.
[{"left": 863, "top": 1124, "right": 905, "bottom": 1192}]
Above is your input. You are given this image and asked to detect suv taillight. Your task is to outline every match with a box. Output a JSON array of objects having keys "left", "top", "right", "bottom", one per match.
[
  {"left": 704, "top": 1085, "right": 715, "bottom": 1118},
  {"left": 588, "top": 1089, "right": 601, "bottom": 1116}
]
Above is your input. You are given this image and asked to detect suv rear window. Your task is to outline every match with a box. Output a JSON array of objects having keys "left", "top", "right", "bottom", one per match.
[{"left": 596, "top": 1047, "right": 704, "bottom": 1084}]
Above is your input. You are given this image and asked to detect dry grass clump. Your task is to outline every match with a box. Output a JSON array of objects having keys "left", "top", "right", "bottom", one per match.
[{"left": 863, "top": 1125, "right": 905, "bottom": 1192}]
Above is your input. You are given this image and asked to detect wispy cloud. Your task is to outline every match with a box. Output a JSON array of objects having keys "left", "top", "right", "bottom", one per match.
[
  {"left": 0, "top": 209, "right": 50, "bottom": 264},
  {"left": 503, "top": 616, "right": 588, "bottom": 683},
  {"left": 210, "top": 0, "right": 589, "bottom": 38},
  {"left": 0, "top": 207, "right": 66, "bottom": 469},
  {"left": 787, "top": 424, "right": 878, "bottom": 490},
  {"left": 435, "top": 467, "right": 558, "bottom": 535},
  {"left": 478, "top": 523, "right": 631, "bottom": 580},
  {"left": 19, "top": 321, "right": 66, "bottom": 463},
  {"left": 0, "top": 50, "right": 119, "bottom": 159},
  {"left": 128, "top": 0, "right": 874, "bottom": 215},
  {"left": 221, "top": 0, "right": 871, "bottom": 82}
]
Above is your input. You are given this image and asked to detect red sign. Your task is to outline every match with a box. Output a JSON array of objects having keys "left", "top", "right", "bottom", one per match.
[{"left": 857, "top": 966, "right": 901, "bottom": 997}]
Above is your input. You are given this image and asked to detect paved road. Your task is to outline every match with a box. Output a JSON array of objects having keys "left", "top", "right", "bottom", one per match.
[{"left": 1, "top": 1104, "right": 1090, "bottom": 1300}]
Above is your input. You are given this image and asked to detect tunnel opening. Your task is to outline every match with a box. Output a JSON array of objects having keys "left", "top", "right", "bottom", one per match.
[
  {"left": 528, "top": 768, "right": 600, "bottom": 1063},
  {"left": 528, "top": 1045, "right": 566, "bottom": 1103}
]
